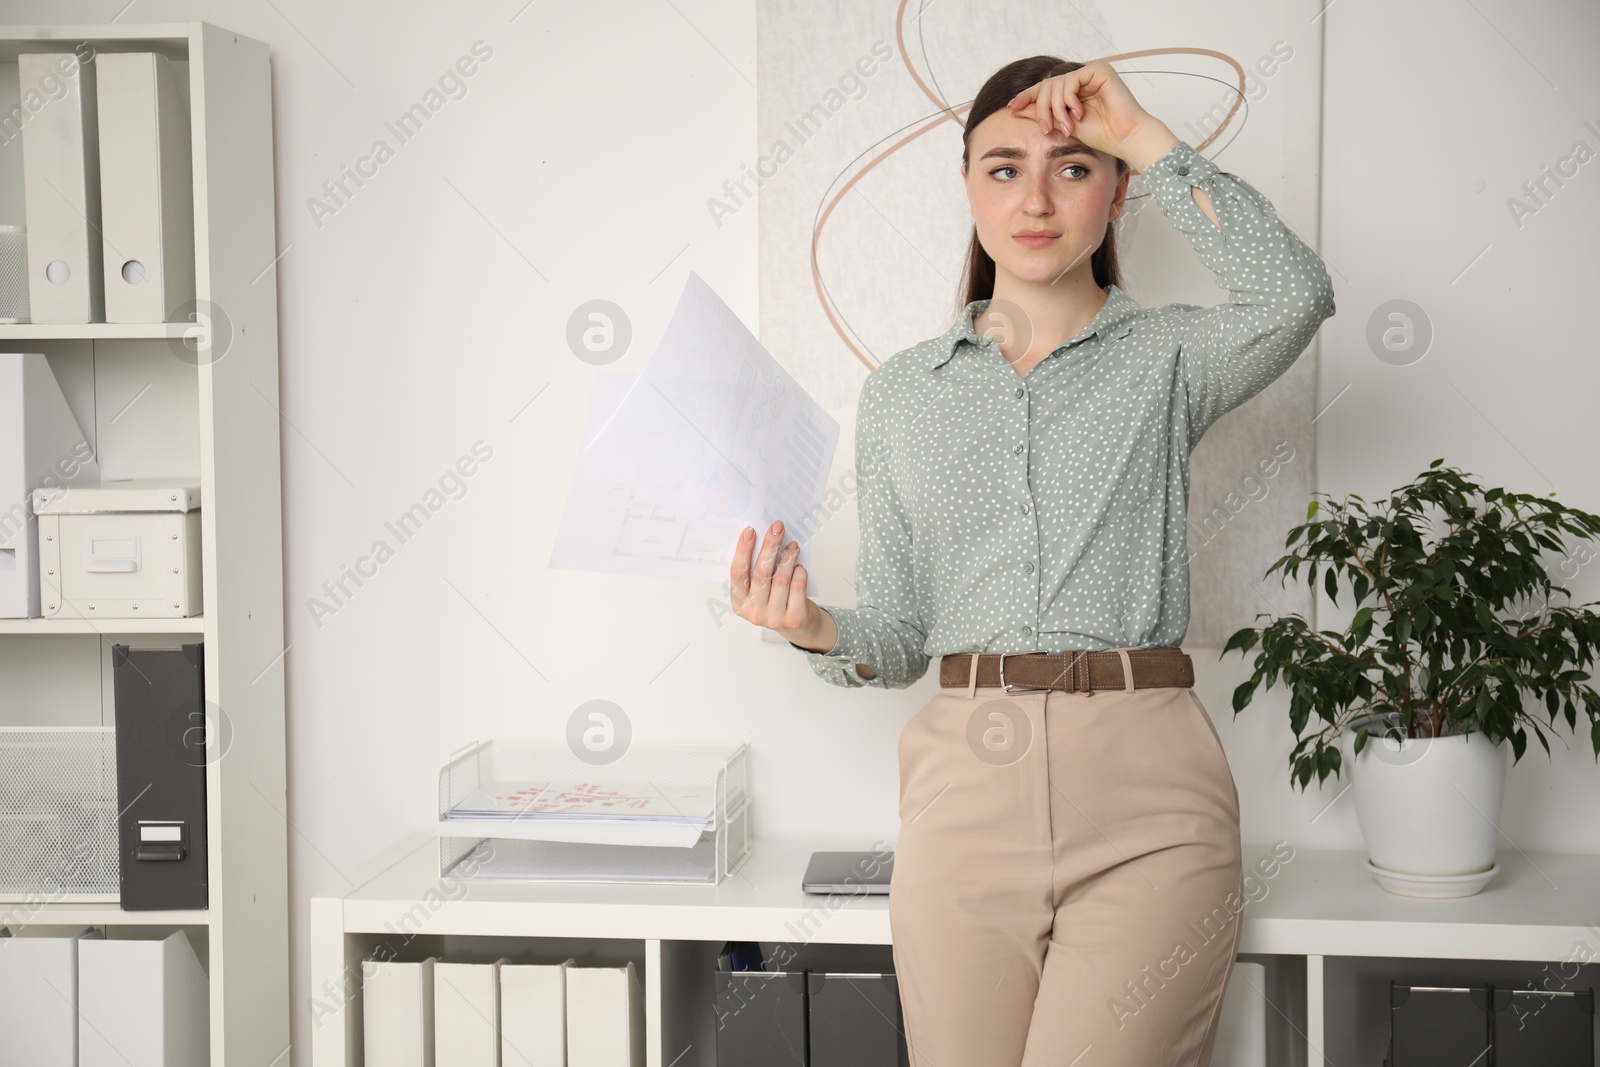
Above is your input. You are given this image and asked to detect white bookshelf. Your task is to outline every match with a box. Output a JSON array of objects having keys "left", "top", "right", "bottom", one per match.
[
  {"left": 311, "top": 836, "right": 1600, "bottom": 1066},
  {"left": 0, "top": 617, "right": 205, "bottom": 634},
  {"left": 0, "top": 323, "right": 192, "bottom": 339},
  {"left": 0, "top": 21, "right": 287, "bottom": 1063},
  {"left": 10, "top": 902, "right": 212, "bottom": 927}
]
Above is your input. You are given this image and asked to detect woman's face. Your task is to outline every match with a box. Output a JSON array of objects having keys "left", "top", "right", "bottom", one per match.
[{"left": 962, "top": 105, "right": 1128, "bottom": 286}]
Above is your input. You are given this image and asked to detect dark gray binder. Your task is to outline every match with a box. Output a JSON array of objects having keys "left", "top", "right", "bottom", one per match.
[
  {"left": 1493, "top": 985, "right": 1594, "bottom": 1065},
  {"left": 808, "top": 972, "right": 909, "bottom": 1067},
  {"left": 111, "top": 642, "right": 207, "bottom": 910},
  {"left": 714, "top": 959, "right": 807, "bottom": 1066},
  {"left": 1387, "top": 982, "right": 1491, "bottom": 1067}
]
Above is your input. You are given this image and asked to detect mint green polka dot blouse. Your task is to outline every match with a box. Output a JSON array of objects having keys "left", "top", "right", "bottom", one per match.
[{"left": 793, "top": 139, "right": 1337, "bottom": 689}]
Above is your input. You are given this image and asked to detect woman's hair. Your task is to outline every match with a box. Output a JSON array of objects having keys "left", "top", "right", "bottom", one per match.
[{"left": 960, "top": 55, "right": 1129, "bottom": 308}]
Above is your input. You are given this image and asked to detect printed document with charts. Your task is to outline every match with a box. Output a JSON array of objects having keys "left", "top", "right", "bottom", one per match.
[
  {"left": 551, "top": 271, "right": 840, "bottom": 583},
  {"left": 440, "top": 780, "right": 718, "bottom": 847}
]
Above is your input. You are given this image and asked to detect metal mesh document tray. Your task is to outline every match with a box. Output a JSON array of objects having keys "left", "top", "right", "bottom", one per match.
[
  {"left": 0, "top": 727, "right": 120, "bottom": 901},
  {"left": 437, "top": 740, "right": 751, "bottom": 885}
]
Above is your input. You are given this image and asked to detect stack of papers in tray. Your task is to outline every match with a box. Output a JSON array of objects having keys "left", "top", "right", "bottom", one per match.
[{"left": 438, "top": 780, "right": 718, "bottom": 848}]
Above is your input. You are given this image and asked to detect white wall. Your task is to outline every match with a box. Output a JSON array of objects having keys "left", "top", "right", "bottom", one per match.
[
  {"left": 1317, "top": 1, "right": 1600, "bottom": 850},
  {"left": 4, "top": 1, "right": 1597, "bottom": 1063}
]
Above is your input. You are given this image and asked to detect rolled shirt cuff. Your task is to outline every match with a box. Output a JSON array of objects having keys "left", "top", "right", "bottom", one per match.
[
  {"left": 1138, "top": 139, "right": 1228, "bottom": 240},
  {"left": 1140, "top": 138, "right": 1221, "bottom": 189},
  {"left": 787, "top": 605, "right": 873, "bottom": 664}
]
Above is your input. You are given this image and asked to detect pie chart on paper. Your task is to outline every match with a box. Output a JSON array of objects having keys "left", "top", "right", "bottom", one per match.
[{"left": 703, "top": 462, "right": 753, "bottom": 520}]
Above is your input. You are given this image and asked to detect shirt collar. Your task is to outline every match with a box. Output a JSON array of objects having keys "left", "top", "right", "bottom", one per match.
[{"left": 928, "top": 284, "right": 1141, "bottom": 370}]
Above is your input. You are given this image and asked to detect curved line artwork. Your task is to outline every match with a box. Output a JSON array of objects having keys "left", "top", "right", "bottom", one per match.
[{"left": 810, "top": 3, "right": 1252, "bottom": 372}]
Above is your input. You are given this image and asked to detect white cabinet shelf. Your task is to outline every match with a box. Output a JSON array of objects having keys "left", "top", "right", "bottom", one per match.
[
  {"left": 310, "top": 836, "right": 1600, "bottom": 1067},
  {"left": 0, "top": 323, "right": 193, "bottom": 340},
  {"left": 0, "top": 20, "right": 288, "bottom": 1064},
  {"left": 3, "top": 901, "right": 211, "bottom": 927},
  {"left": 0, "top": 615, "right": 205, "bottom": 634}
]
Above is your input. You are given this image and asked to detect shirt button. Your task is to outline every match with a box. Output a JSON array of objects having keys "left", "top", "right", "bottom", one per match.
[
  {"left": 1177, "top": 163, "right": 1190, "bottom": 176},
  {"left": 1021, "top": 503, "right": 1030, "bottom": 514},
  {"left": 1014, "top": 444, "right": 1024, "bottom": 454},
  {"left": 1022, "top": 625, "right": 1032, "bottom": 637},
  {"left": 1015, "top": 387, "right": 1024, "bottom": 398},
  {"left": 1024, "top": 562, "right": 1034, "bottom": 573}
]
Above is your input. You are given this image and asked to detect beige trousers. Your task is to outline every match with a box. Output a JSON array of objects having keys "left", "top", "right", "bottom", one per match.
[{"left": 889, "top": 659, "right": 1244, "bottom": 1067}]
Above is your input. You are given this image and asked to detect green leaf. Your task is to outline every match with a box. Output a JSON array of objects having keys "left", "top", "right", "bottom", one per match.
[
  {"left": 1222, "top": 628, "right": 1258, "bottom": 655},
  {"left": 1307, "top": 499, "right": 1319, "bottom": 521}
]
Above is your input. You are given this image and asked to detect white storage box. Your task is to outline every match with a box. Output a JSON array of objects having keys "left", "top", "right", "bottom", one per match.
[
  {"left": 31, "top": 480, "right": 201, "bottom": 618},
  {"left": 438, "top": 740, "right": 751, "bottom": 885}
]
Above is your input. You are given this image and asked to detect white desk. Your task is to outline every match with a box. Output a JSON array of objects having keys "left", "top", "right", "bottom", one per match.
[{"left": 310, "top": 836, "right": 1600, "bottom": 1066}]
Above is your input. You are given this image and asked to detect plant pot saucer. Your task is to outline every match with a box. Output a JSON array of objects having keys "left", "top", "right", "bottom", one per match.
[{"left": 1364, "top": 858, "right": 1499, "bottom": 898}]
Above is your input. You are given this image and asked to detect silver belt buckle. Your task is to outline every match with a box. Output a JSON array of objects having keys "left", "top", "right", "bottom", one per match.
[{"left": 999, "top": 650, "right": 1052, "bottom": 694}]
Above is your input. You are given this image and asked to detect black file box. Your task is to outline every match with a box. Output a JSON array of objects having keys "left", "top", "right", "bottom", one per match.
[
  {"left": 111, "top": 642, "right": 208, "bottom": 910},
  {"left": 715, "top": 941, "right": 806, "bottom": 1067},
  {"left": 715, "top": 967, "right": 808, "bottom": 1065},
  {"left": 808, "top": 972, "right": 909, "bottom": 1067},
  {"left": 1386, "top": 981, "right": 1492, "bottom": 1067},
  {"left": 1493, "top": 986, "right": 1595, "bottom": 1066}
]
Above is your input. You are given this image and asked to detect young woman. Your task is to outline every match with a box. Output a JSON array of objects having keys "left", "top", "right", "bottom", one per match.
[{"left": 731, "top": 55, "right": 1335, "bottom": 1066}]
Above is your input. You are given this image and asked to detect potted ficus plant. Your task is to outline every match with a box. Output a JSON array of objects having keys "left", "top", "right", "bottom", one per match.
[{"left": 1221, "top": 459, "right": 1600, "bottom": 898}]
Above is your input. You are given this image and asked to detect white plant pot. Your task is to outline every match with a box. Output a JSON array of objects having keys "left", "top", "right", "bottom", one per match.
[{"left": 1340, "top": 719, "right": 1510, "bottom": 897}]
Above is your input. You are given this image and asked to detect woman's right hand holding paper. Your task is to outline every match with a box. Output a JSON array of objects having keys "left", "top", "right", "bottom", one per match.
[{"left": 729, "top": 520, "right": 837, "bottom": 653}]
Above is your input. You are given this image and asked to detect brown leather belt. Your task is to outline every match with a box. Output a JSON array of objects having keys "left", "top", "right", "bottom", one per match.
[{"left": 938, "top": 647, "right": 1194, "bottom": 694}]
